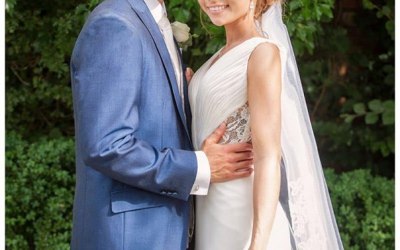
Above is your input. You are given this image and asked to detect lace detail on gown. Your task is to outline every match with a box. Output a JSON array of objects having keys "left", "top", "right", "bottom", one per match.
[{"left": 219, "top": 103, "right": 251, "bottom": 144}]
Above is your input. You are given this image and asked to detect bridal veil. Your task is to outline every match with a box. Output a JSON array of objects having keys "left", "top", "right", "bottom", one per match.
[{"left": 259, "top": 4, "right": 344, "bottom": 249}]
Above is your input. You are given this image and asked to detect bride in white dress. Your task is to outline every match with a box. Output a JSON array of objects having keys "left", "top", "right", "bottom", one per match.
[{"left": 189, "top": 0, "right": 344, "bottom": 249}]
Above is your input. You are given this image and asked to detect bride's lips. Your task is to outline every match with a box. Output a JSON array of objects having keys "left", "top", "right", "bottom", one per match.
[{"left": 207, "top": 4, "right": 229, "bottom": 14}]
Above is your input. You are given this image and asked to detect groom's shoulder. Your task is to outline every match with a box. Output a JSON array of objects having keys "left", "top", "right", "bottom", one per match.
[
  {"left": 74, "top": 0, "right": 143, "bottom": 50},
  {"left": 85, "top": 0, "right": 139, "bottom": 27}
]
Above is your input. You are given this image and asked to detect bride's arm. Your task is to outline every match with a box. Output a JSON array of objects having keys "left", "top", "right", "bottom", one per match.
[{"left": 247, "top": 42, "right": 282, "bottom": 249}]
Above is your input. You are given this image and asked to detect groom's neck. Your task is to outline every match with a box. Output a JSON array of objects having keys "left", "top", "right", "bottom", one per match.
[{"left": 158, "top": 0, "right": 164, "bottom": 3}]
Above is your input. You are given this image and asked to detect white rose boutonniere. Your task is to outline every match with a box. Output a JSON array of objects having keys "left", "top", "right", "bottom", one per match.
[{"left": 171, "top": 21, "right": 194, "bottom": 51}]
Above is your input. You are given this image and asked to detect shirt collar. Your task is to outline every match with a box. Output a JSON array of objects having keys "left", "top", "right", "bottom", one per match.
[{"left": 143, "top": 0, "right": 167, "bottom": 24}]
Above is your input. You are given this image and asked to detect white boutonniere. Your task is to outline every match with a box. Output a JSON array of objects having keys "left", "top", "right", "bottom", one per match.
[{"left": 171, "top": 21, "right": 194, "bottom": 51}]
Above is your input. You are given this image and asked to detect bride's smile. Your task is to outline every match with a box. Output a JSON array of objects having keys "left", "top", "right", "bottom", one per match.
[
  {"left": 199, "top": 0, "right": 254, "bottom": 26},
  {"left": 207, "top": 4, "right": 229, "bottom": 13}
]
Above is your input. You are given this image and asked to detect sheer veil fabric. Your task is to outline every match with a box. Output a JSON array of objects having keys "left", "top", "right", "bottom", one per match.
[{"left": 258, "top": 4, "right": 344, "bottom": 249}]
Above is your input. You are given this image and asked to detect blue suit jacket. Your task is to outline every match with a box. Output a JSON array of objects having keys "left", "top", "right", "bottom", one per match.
[{"left": 70, "top": 0, "right": 197, "bottom": 249}]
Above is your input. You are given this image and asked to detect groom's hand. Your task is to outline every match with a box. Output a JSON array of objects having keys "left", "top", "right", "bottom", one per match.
[
  {"left": 202, "top": 123, "right": 254, "bottom": 183},
  {"left": 185, "top": 67, "right": 194, "bottom": 84}
]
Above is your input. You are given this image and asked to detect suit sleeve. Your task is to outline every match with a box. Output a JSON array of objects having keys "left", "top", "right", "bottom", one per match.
[{"left": 71, "top": 15, "right": 197, "bottom": 201}]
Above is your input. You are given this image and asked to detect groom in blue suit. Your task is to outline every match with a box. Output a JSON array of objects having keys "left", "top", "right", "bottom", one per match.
[{"left": 70, "top": 0, "right": 253, "bottom": 249}]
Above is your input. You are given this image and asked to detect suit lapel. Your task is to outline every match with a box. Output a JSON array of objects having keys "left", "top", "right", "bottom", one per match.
[
  {"left": 128, "top": 0, "right": 190, "bottom": 139},
  {"left": 182, "top": 72, "right": 193, "bottom": 144},
  {"left": 175, "top": 40, "right": 193, "bottom": 143}
]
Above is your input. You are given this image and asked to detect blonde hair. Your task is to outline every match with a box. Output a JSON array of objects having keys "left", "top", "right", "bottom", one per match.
[{"left": 254, "top": 0, "right": 282, "bottom": 19}]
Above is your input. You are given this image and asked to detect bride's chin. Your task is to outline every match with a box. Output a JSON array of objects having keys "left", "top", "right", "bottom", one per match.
[
  {"left": 212, "top": 22, "right": 225, "bottom": 27},
  {"left": 209, "top": 19, "right": 226, "bottom": 27}
]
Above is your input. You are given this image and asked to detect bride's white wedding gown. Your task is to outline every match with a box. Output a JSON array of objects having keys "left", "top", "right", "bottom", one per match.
[{"left": 189, "top": 37, "right": 294, "bottom": 250}]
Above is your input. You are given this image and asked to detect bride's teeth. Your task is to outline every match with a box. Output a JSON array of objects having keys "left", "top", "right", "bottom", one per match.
[{"left": 209, "top": 5, "right": 227, "bottom": 12}]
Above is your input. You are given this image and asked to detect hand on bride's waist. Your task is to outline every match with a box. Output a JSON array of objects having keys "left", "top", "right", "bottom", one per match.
[{"left": 202, "top": 122, "right": 254, "bottom": 183}]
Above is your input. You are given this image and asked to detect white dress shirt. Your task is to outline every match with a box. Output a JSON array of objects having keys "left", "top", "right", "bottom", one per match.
[{"left": 144, "top": 0, "right": 210, "bottom": 195}]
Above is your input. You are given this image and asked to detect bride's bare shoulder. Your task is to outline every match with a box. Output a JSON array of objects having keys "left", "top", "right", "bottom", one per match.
[
  {"left": 247, "top": 41, "right": 281, "bottom": 84},
  {"left": 248, "top": 41, "right": 280, "bottom": 70}
]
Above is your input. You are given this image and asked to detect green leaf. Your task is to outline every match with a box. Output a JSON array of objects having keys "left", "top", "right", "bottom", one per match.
[
  {"left": 353, "top": 103, "right": 366, "bottom": 114},
  {"left": 387, "top": 137, "right": 395, "bottom": 152},
  {"left": 382, "top": 110, "right": 394, "bottom": 125},
  {"left": 362, "top": 0, "right": 376, "bottom": 9},
  {"left": 381, "top": 6, "right": 392, "bottom": 18},
  {"left": 385, "top": 20, "right": 395, "bottom": 40},
  {"left": 341, "top": 114, "right": 356, "bottom": 124},
  {"left": 368, "top": 99, "right": 384, "bottom": 112},
  {"left": 365, "top": 113, "right": 379, "bottom": 124},
  {"left": 190, "top": 48, "right": 202, "bottom": 56},
  {"left": 383, "top": 100, "right": 394, "bottom": 111}
]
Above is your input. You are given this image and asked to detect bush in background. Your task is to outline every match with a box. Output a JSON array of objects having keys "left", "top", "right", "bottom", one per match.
[
  {"left": 302, "top": 0, "right": 394, "bottom": 176},
  {"left": 325, "top": 169, "right": 395, "bottom": 249},
  {"left": 6, "top": 133, "right": 75, "bottom": 249}
]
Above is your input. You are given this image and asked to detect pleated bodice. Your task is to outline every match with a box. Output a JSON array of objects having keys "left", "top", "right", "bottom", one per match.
[
  {"left": 189, "top": 37, "right": 293, "bottom": 250},
  {"left": 189, "top": 37, "right": 270, "bottom": 149}
]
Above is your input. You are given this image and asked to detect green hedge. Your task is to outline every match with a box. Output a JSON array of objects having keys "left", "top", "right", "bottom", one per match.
[
  {"left": 6, "top": 133, "right": 75, "bottom": 250},
  {"left": 325, "top": 169, "right": 395, "bottom": 249},
  {"left": 5, "top": 134, "right": 394, "bottom": 249}
]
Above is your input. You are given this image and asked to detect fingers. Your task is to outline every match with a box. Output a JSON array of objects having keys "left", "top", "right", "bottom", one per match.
[
  {"left": 186, "top": 67, "right": 194, "bottom": 84},
  {"left": 224, "top": 142, "right": 253, "bottom": 152},
  {"left": 203, "top": 123, "right": 227, "bottom": 147},
  {"left": 211, "top": 165, "right": 253, "bottom": 183},
  {"left": 232, "top": 159, "right": 254, "bottom": 170},
  {"left": 233, "top": 168, "right": 253, "bottom": 178},
  {"left": 210, "top": 159, "right": 254, "bottom": 183},
  {"left": 230, "top": 151, "right": 253, "bottom": 162}
]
